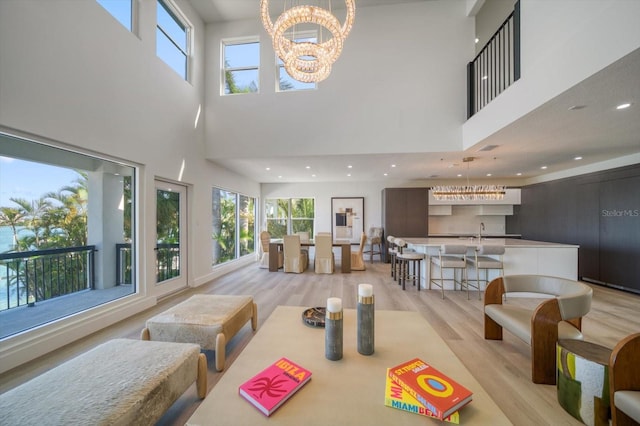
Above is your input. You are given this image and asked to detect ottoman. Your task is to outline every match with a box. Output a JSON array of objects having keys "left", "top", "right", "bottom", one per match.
[
  {"left": 0, "top": 338, "right": 206, "bottom": 426},
  {"left": 142, "top": 294, "right": 257, "bottom": 371}
]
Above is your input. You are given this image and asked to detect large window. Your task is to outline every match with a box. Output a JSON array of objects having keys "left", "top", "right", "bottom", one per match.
[
  {"left": 96, "top": 0, "right": 132, "bottom": 31},
  {"left": 222, "top": 39, "right": 260, "bottom": 95},
  {"left": 212, "top": 188, "right": 256, "bottom": 265},
  {"left": 0, "top": 133, "right": 137, "bottom": 339},
  {"left": 265, "top": 198, "right": 315, "bottom": 238},
  {"left": 157, "top": 0, "right": 190, "bottom": 80},
  {"left": 277, "top": 33, "right": 317, "bottom": 92}
]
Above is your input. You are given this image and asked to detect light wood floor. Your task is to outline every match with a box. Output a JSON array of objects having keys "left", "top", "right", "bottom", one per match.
[{"left": 1, "top": 261, "right": 639, "bottom": 425}]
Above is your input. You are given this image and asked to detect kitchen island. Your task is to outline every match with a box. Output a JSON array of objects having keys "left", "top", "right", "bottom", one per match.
[{"left": 401, "top": 237, "right": 579, "bottom": 290}]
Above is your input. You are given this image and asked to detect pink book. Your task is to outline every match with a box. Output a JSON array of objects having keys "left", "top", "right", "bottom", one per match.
[{"left": 238, "top": 357, "right": 312, "bottom": 416}]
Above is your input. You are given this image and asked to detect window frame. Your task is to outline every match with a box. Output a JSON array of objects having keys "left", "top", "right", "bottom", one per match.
[
  {"left": 265, "top": 198, "right": 315, "bottom": 238},
  {"left": 96, "top": 0, "right": 134, "bottom": 32},
  {"left": 156, "top": 0, "right": 192, "bottom": 81},
  {"left": 221, "top": 37, "right": 260, "bottom": 96},
  {"left": 211, "top": 187, "right": 257, "bottom": 266}
]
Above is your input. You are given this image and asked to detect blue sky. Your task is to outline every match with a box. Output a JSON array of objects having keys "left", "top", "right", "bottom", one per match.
[{"left": 0, "top": 157, "right": 80, "bottom": 207}]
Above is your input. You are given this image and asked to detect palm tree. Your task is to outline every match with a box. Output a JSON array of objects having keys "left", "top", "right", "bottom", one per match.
[{"left": 0, "top": 206, "right": 24, "bottom": 252}]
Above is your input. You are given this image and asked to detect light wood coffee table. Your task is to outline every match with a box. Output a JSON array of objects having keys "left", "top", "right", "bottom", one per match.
[{"left": 187, "top": 306, "right": 511, "bottom": 425}]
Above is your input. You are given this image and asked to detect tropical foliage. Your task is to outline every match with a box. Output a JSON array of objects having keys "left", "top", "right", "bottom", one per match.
[{"left": 212, "top": 188, "right": 256, "bottom": 265}]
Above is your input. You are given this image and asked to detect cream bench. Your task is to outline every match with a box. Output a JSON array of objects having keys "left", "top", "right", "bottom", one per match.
[
  {"left": 0, "top": 338, "right": 206, "bottom": 426},
  {"left": 484, "top": 275, "right": 593, "bottom": 384},
  {"left": 142, "top": 294, "right": 257, "bottom": 371}
]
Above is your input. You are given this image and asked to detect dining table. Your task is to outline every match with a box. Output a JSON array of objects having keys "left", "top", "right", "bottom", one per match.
[{"left": 268, "top": 239, "right": 352, "bottom": 272}]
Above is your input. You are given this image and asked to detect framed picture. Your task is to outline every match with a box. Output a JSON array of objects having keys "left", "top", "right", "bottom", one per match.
[{"left": 331, "top": 197, "right": 364, "bottom": 244}]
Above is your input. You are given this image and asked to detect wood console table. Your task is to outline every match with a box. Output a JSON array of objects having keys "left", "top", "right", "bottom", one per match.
[
  {"left": 187, "top": 306, "right": 510, "bottom": 425},
  {"left": 269, "top": 240, "right": 352, "bottom": 273}
]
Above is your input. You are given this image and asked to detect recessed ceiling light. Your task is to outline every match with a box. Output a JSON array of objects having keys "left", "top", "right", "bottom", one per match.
[
  {"left": 265, "top": 167, "right": 270, "bottom": 171},
  {"left": 311, "top": 174, "right": 316, "bottom": 177},
  {"left": 516, "top": 172, "right": 522, "bottom": 176},
  {"left": 475, "top": 37, "right": 479, "bottom": 43},
  {"left": 347, "top": 165, "right": 352, "bottom": 169},
  {"left": 391, "top": 164, "right": 396, "bottom": 168},
  {"left": 616, "top": 102, "right": 632, "bottom": 110},
  {"left": 568, "top": 105, "right": 586, "bottom": 110},
  {"left": 574, "top": 156, "right": 582, "bottom": 160},
  {"left": 457, "top": 174, "right": 462, "bottom": 177},
  {"left": 486, "top": 173, "right": 492, "bottom": 177},
  {"left": 383, "top": 173, "right": 388, "bottom": 176},
  {"left": 347, "top": 173, "right": 351, "bottom": 177},
  {"left": 541, "top": 166, "right": 548, "bottom": 170},
  {"left": 305, "top": 166, "right": 311, "bottom": 169},
  {"left": 278, "top": 175, "right": 282, "bottom": 178}
]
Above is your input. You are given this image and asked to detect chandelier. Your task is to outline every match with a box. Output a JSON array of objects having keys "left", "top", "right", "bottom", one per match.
[
  {"left": 260, "top": 0, "right": 355, "bottom": 83},
  {"left": 432, "top": 157, "right": 506, "bottom": 201}
]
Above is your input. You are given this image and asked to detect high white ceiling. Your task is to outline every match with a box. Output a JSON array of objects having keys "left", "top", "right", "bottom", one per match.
[{"left": 189, "top": 0, "right": 640, "bottom": 184}]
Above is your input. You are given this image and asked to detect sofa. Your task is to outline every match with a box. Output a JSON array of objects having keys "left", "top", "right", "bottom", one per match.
[{"left": 484, "top": 275, "right": 593, "bottom": 384}]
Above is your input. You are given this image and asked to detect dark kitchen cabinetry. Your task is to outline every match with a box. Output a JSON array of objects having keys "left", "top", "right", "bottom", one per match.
[
  {"left": 507, "top": 164, "right": 640, "bottom": 294},
  {"left": 381, "top": 188, "right": 428, "bottom": 260}
]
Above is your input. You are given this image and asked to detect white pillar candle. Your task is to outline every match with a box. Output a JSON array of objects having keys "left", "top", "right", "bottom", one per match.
[
  {"left": 358, "top": 284, "right": 373, "bottom": 297},
  {"left": 327, "top": 297, "right": 342, "bottom": 313}
]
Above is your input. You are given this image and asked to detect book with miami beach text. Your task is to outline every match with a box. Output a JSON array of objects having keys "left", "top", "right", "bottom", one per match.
[
  {"left": 239, "top": 357, "right": 312, "bottom": 416},
  {"left": 384, "top": 369, "right": 460, "bottom": 423},
  {"left": 388, "top": 358, "right": 472, "bottom": 420}
]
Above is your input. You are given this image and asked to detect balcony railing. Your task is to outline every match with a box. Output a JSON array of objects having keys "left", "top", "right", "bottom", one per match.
[
  {"left": 116, "top": 243, "right": 180, "bottom": 284},
  {"left": 0, "top": 246, "right": 96, "bottom": 311},
  {"left": 467, "top": 0, "right": 521, "bottom": 118}
]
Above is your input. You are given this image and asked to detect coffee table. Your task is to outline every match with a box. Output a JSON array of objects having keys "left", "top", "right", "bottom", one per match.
[{"left": 186, "top": 306, "right": 510, "bottom": 425}]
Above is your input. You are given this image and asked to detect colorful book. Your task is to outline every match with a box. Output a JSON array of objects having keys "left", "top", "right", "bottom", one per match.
[
  {"left": 384, "top": 369, "right": 460, "bottom": 423},
  {"left": 388, "top": 358, "right": 473, "bottom": 420},
  {"left": 238, "top": 357, "right": 312, "bottom": 416}
]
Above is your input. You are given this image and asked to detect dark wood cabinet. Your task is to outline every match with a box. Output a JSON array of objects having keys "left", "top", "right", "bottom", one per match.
[
  {"left": 508, "top": 164, "right": 640, "bottom": 294},
  {"left": 381, "top": 188, "right": 428, "bottom": 260}
]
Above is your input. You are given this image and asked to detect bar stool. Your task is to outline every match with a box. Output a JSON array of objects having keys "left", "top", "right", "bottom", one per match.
[
  {"left": 395, "top": 239, "right": 425, "bottom": 291},
  {"left": 429, "top": 244, "right": 468, "bottom": 299},
  {"left": 466, "top": 244, "right": 505, "bottom": 299},
  {"left": 387, "top": 236, "right": 398, "bottom": 280}
]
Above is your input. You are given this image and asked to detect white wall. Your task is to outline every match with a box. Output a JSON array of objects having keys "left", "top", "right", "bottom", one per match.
[
  {"left": 0, "top": 0, "right": 260, "bottom": 373},
  {"left": 463, "top": 0, "right": 640, "bottom": 148},
  {"left": 205, "top": 1, "right": 475, "bottom": 160}
]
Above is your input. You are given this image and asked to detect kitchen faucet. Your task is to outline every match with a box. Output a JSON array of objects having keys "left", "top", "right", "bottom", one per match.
[{"left": 478, "top": 222, "right": 485, "bottom": 240}]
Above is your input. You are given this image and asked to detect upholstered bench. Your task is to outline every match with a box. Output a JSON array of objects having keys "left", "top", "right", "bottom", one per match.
[
  {"left": 0, "top": 338, "right": 206, "bottom": 426},
  {"left": 142, "top": 294, "right": 257, "bottom": 371},
  {"left": 484, "top": 275, "right": 593, "bottom": 384}
]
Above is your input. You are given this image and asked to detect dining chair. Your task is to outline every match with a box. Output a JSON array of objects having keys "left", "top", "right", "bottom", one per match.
[
  {"left": 283, "top": 234, "right": 308, "bottom": 273},
  {"left": 259, "top": 230, "right": 282, "bottom": 269},
  {"left": 429, "top": 244, "right": 468, "bottom": 299},
  {"left": 314, "top": 234, "right": 335, "bottom": 274},
  {"left": 364, "top": 227, "right": 383, "bottom": 263},
  {"left": 466, "top": 244, "right": 505, "bottom": 299},
  {"left": 386, "top": 236, "right": 398, "bottom": 280},
  {"left": 350, "top": 232, "right": 367, "bottom": 271}
]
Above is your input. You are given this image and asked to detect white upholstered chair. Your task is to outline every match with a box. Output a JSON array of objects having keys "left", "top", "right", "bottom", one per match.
[
  {"left": 350, "top": 232, "right": 367, "bottom": 271},
  {"left": 283, "top": 234, "right": 308, "bottom": 273},
  {"left": 429, "top": 244, "right": 468, "bottom": 299},
  {"left": 314, "top": 234, "right": 334, "bottom": 274},
  {"left": 364, "top": 227, "right": 383, "bottom": 263},
  {"left": 466, "top": 244, "right": 505, "bottom": 299},
  {"left": 259, "top": 230, "right": 282, "bottom": 269},
  {"left": 610, "top": 332, "right": 640, "bottom": 425}
]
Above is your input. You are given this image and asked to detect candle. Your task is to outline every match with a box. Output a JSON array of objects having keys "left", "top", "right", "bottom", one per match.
[
  {"left": 358, "top": 284, "right": 373, "bottom": 297},
  {"left": 327, "top": 297, "right": 342, "bottom": 313}
]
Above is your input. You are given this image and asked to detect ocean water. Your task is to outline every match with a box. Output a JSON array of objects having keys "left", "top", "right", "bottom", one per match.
[{"left": 1, "top": 226, "right": 21, "bottom": 310}]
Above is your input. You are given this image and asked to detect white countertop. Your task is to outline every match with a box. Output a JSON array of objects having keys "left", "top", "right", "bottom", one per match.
[{"left": 401, "top": 237, "right": 579, "bottom": 248}]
